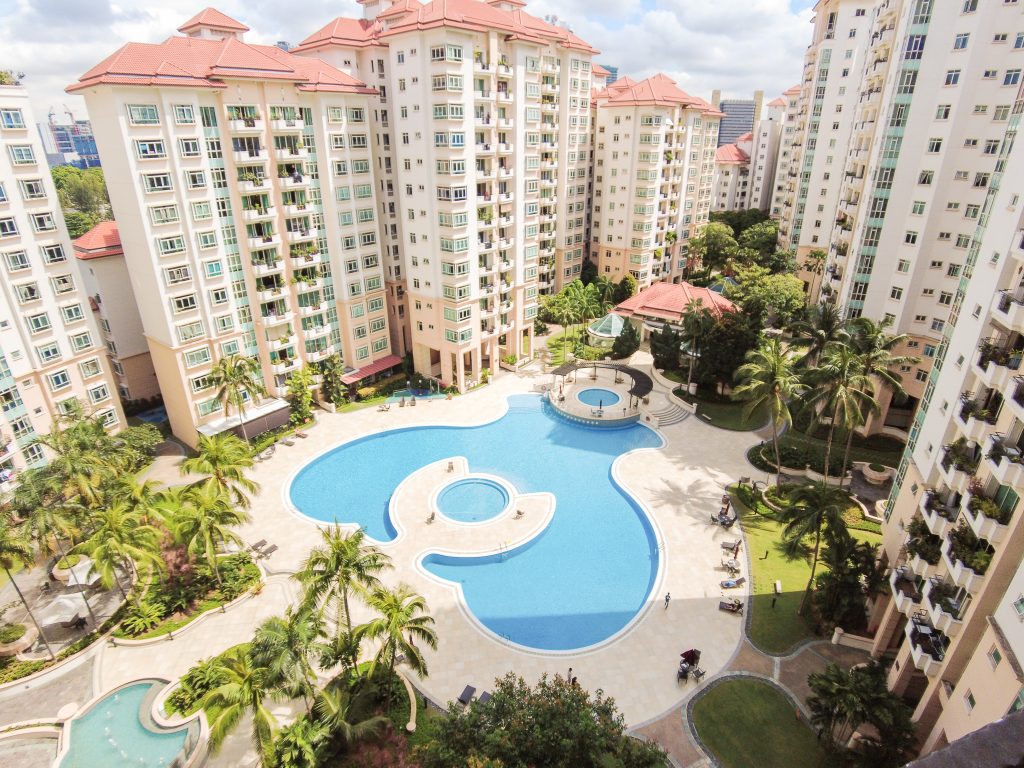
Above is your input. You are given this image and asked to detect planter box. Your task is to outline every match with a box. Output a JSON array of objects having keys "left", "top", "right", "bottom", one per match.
[
  {"left": 0, "top": 625, "right": 36, "bottom": 657},
  {"left": 862, "top": 464, "right": 893, "bottom": 485},
  {"left": 51, "top": 557, "right": 85, "bottom": 583}
]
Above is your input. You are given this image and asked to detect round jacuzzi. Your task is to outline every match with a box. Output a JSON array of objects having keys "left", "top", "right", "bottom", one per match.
[
  {"left": 437, "top": 478, "right": 510, "bottom": 523},
  {"left": 576, "top": 387, "right": 621, "bottom": 407}
]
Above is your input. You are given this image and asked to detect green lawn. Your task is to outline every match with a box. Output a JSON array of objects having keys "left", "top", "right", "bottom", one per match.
[
  {"left": 692, "top": 678, "right": 827, "bottom": 768},
  {"left": 784, "top": 428, "right": 905, "bottom": 468},
  {"left": 545, "top": 330, "right": 608, "bottom": 365},
  {"left": 676, "top": 389, "right": 768, "bottom": 431}
]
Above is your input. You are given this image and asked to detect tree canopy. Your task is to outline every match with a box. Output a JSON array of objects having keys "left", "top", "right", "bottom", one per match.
[
  {"left": 726, "top": 265, "right": 806, "bottom": 326},
  {"left": 51, "top": 166, "right": 111, "bottom": 237},
  {"left": 698, "top": 313, "right": 760, "bottom": 392}
]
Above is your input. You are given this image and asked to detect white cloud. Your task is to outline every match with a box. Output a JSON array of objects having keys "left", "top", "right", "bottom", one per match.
[{"left": 4, "top": 0, "right": 809, "bottom": 124}]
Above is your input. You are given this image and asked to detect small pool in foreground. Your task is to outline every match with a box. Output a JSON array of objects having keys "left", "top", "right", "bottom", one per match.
[
  {"left": 577, "top": 387, "right": 621, "bottom": 407},
  {"left": 289, "top": 394, "right": 663, "bottom": 650},
  {"left": 438, "top": 478, "right": 509, "bottom": 523},
  {"left": 59, "top": 681, "right": 194, "bottom": 768}
]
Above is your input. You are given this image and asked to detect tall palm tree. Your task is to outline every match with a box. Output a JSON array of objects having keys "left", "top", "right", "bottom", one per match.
[
  {"left": 788, "top": 303, "right": 849, "bottom": 369},
  {"left": 733, "top": 339, "right": 805, "bottom": 487},
  {"left": 592, "top": 275, "right": 617, "bottom": 311},
  {"left": 169, "top": 484, "right": 249, "bottom": 586},
  {"left": 272, "top": 715, "right": 328, "bottom": 768},
  {"left": 31, "top": 406, "right": 113, "bottom": 507},
  {"left": 181, "top": 433, "right": 260, "bottom": 509},
  {"left": 0, "top": 521, "right": 54, "bottom": 660},
  {"left": 548, "top": 297, "right": 578, "bottom": 360},
  {"left": 296, "top": 527, "right": 391, "bottom": 638},
  {"left": 313, "top": 681, "right": 389, "bottom": 752},
  {"left": 358, "top": 584, "right": 438, "bottom": 708},
  {"left": 804, "top": 345, "right": 877, "bottom": 483},
  {"left": 75, "top": 502, "right": 162, "bottom": 601},
  {"left": 202, "top": 646, "right": 277, "bottom": 760},
  {"left": 680, "top": 299, "right": 714, "bottom": 393},
  {"left": 209, "top": 354, "right": 267, "bottom": 442},
  {"left": 251, "top": 607, "right": 323, "bottom": 712},
  {"left": 782, "top": 482, "right": 851, "bottom": 614}
]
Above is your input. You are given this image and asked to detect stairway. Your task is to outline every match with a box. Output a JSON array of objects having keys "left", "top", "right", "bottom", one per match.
[{"left": 650, "top": 401, "right": 690, "bottom": 426}]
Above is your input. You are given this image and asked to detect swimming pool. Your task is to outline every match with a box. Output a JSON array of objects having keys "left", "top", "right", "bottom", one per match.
[
  {"left": 577, "top": 387, "right": 621, "bottom": 407},
  {"left": 58, "top": 681, "right": 194, "bottom": 768},
  {"left": 289, "top": 394, "right": 663, "bottom": 650},
  {"left": 437, "top": 478, "right": 510, "bottom": 523}
]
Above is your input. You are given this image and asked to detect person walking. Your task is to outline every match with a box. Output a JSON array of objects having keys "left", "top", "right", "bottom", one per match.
[{"left": 664, "top": 592, "right": 671, "bottom": 609}]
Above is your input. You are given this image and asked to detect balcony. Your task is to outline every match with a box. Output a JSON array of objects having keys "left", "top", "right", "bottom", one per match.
[
  {"left": 260, "top": 311, "right": 294, "bottom": 326},
  {"left": 251, "top": 260, "right": 283, "bottom": 277},
  {"left": 956, "top": 396, "right": 998, "bottom": 443},
  {"left": 286, "top": 228, "right": 319, "bottom": 244},
  {"left": 889, "top": 566, "right": 921, "bottom": 616},
  {"left": 242, "top": 206, "right": 275, "bottom": 222},
  {"left": 306, "top": 347, "right": 331, "bottom": 363},
  {"left": 962, "top": 491, "right": 1013, "bottom": 544},
  {"left": 278, "top": 173, "right": 309, "bottom": 189},
  {"left": 984, "top": 434, "right": 1024, "bottom": 486},
  {"left": 267, "top": 334, "right": 294, "bottom": 352},
  {"left": 248, "top": 234, "right": 281, "bottom": 250},
  {"left": 305, "top": 324, "right": 330, "bottom": 339},
  {"left": 921, "top": 489, "right": 959, "bottom": 538},
  {"left": 233, "top": 149, "right": 268, "bottom": 163},
  {"left": 299, "top": 302, "right": 326, "bottom": 316},
  {"left": 271, "top": 118, "right": 305, "bottom": 132},
  {"left": 938, "top": 439, "right": 979, "bottom": 492},
  {"left": 274, "top": 146, "right": 308, "bottom": 161},
  {"left": 228, "top": 118, "right": 264, "bottom": 133},
  {"left": 922, "top": 579, "right": 966, "bottom": 638},
  {"left": 478, "top": 239, "right": 495, "bottom": 253},
  {"left": 993, "top": 290, "right": 1024, "bottom": 332},
  {"left": 290, "top": 248, "right": 324, "bottom": 266},
  {"left": 905, "top": 614, "right": 947, "bottom": 676},
  {"left": 974, "top": 339, "right": 1023, "bottom": 390},
  {"left": 271, "top": 358, "right": 300, "bottom": 374},
  {"left": 475, "top": 142, "right": 495, "bottom": 154},
  {"left": 257, "top": 285, "right": 286, "bottom": 302}
]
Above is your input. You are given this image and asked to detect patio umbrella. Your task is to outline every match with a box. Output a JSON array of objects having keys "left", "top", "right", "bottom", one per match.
[
  {"left": 36, "top": 595, "right": 84, "bottom": 626},
  {"left": 67, "top": 558, "right": 101, "bottom": 589}
]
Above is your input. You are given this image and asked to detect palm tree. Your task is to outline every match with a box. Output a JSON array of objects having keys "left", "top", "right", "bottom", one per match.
[
  {"left": 680, "top": 299, "right": 714, "bottom": 393},
  {"left": 272, "top": 715, "right": 328, "bottom": 768},
  {"left": 313, "top": 682, "right": 388, "bottom": 752},
  {"left": 251, "top": 607, "right": 323, "bottom": 712},
  {"left": 548, "top": 297, "right": 578, "bottom": 360},
  {"left": 209, "top": 355, "right": 267, "bottom": 442},
  {"left": 0, "top": 521, "right": 54, "bottom": 660},
  {"left": 75, "top": 502, "right": 162, "bottom": 601},
  {"left": 31, "top": 407, "right": 113, "bottom": 507},
  {"left": 358, "top": 584, "right": 438, "bottom": 708},
  {"left": 733, "top": 339, "right": 805, "bottom": 487},
  {"left": 805, "top": 345, "right": 878, "bottom": 483},
  {"left": 592, "top": 275, "right": 617, "bottom": 311},
  {"left": 788, "top": 303, "right": 849, "bottom": 368},
  {"left": 296, "top": 526, "right": 391, "bottom": 639},
  {"left": 169, "top": 484, "right": 249, "bottom": 586},
  {"left": 800, "top": 249, "right": 827, "bottom": 304},
  {"left": 782, "top": 482, "right": 851, "bottom": 614},
  {"left": 202, "top": 646, "right": 277, "bottom": 760},
  {"left": 181, "top": 433, "right": 260, "bottom": 509}
]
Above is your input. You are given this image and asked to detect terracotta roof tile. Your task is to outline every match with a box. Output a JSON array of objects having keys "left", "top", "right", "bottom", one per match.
[
  {"left": 70, "top": 33, "right": 372, "bottom": 94},
  {"left": 178, "top": 7, "right": 249, "bottom": 33},
  {"left": 784, "top": 84, "right": 801, "bottom": 95},
  {"left": 767, "top": 96, "right": 786, "bottom": 107},
  {"left": 736, "top": 131, "right": 753, "bottom": 141},
  {"left": 294, "top": 16, "right": 383, "bottom": 50},
  {"left": 615, "top": 281, "right": 736, "bottom": 322},
  {"left": 73, "top": 221, "right": 123, "bottom": 260},
  {"left": 592, "top": 63, "right": 610, "bottom": 77},
  {"left": 716, "top": 143, "right": 749, "bottom": 163},
  {"left": 595, "top": 73, "right": 720, "bottom": 116}
]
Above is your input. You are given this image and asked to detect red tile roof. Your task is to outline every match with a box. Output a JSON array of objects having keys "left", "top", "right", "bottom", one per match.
[
  {"left": 767, "top": 96, "right": 786, "bottom": 107},
  {"left": 341, "top": 353, "right": 403, "bottom": 384},
  {"left": 715, "top": 143, "right": 749, "bottom": 163},
  {"left": 69, "top": 34, "right": 374, "bottom": 94},
  {"left": 178, "top": 7, "right": 249, "bottom": 33},
  {"left": 783, "top": 84, "right": 801, "bottom": 95},
  {"left": 595, "top": 73, "right": 723, "bottom": 116},
  {"left": 73, "top": 221, "right": 123, "bottom": 260},
  {"left": 615, "top": 282, "right": 736, "bottom": 322},
  {"left": 736, "top": 131, "right": 753, "bottom": 141},
  {"left": 378, "top": 0, "right": 424, "bottom": 19},
  {"left": 592, "top": 63, "right": 610, "bottom": 77},
  {"left": 294, "top": 17, "right": 383, "bottom": 51}
]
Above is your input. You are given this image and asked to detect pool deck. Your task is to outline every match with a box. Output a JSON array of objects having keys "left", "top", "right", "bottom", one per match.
[{"left": 2, "top": 351, "right": 776, "bottom": 766}]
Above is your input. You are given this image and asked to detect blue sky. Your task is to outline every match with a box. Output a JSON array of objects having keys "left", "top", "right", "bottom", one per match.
[{"left": 5, "top": 0, "right": 814, "bottom": 121}]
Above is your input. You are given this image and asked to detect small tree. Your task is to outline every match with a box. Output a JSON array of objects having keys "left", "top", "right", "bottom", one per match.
[
  {"left": 287, "top": 367, "right": 315, "bottom": 426},
  {"left": 696, "top": 312, "right": 757, "bottom": 394},
  {"left": 319, "top": 354, "right": 347, "bottom": 405},
  {"left": 688, "top": 221, "right": 738, "bottom": 272},
  {"left": 649, "top": 325, "right": 682, "bottom": 371},
  {"left": 611, "top": 321, "right": 640, "bottom": 359},
  {"left": 579, "top": 257, "right": 598, "bottom": 285},
  {"left": 614, "top": 273, "right": 637, "bottom": 303}
]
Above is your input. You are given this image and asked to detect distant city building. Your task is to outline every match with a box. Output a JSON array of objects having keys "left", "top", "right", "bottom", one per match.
[
  {"left": 714, "top": 94, "right": 762, "bottom": 147},
  {"left": 597, "top": 64, "right": 619, "bottom": 83},
  {"left": 37, "top": 116, "right": 100, "bottom": 169}
]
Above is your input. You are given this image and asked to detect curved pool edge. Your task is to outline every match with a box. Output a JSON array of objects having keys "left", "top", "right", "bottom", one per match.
[
  {"left": 431, "top": 473, "right": 515, "bottom": 526},
  {"left": 52, "top": 677, "right": 207, "bottom": 768}
]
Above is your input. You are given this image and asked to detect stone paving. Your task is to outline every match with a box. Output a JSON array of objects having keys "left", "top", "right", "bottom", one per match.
[{"left": 0, "top": 353, "right": 873, "bottom": 767}]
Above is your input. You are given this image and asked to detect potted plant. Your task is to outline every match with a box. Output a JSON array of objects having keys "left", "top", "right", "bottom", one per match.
[{"left": 862, "top": 462, "right": 891, "bottom": 485}]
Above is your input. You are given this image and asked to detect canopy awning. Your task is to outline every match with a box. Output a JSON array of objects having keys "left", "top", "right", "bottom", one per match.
[
  {"left": 341, "top": 354, "right": 403, "bottom": 385},
  {"left": 67, "top": 558, "right": 101, "bottom": 589},
  {"left": 36, "top": 595, "right": 87, "bottom": 625}
]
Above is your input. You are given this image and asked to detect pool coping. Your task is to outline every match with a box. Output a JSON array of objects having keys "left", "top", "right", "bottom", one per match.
[
  {"left": 431, "top": 473, "right": 516, "bottom": 526},
  {"left": 50, "top": 677, "right": 207, "bottom": 768},
  {"left": 279, "top": 392, "right": 670, "bottom": 659}
]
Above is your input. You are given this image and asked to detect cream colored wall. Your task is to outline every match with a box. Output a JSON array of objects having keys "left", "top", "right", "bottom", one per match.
[{"left": 119, "top": 351, "right": 161, "bottom": 400}]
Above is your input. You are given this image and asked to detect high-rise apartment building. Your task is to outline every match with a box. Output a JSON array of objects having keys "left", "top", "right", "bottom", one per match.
[
  {"left": 868, "top": 72, "right": 1024, "bottom": 755},
  {"left": 0, "top": 82, "right": 124, "bottom": 478},
  {"left": 38, "top": 117, "right": 101, "bottom": 169},
  {"left": 596, "top": 64, "right": 618, "bottom": 83},
  {"left": 712, "top": 137, "right": 751, "bottom": 211},
  {"left": 70, "top": 8, "right": 399, "bottom": 446},
  {"left": 590, "top": 75, "right": 721, "bottom": 287},
  {"left": 714, "top": 92, "right": 763, "bottom": 147},
  {"left": 73, "top": 221, "right": 160, "bottom": 402},
  {"left": 747, "top": 97, "right": 785, "bottom": 211},
  {"left": 291, "top": 0, "right": 599, "bottom": 386},
  {"left": 769, "top": 84, "right": 801, "bottom": 223}
]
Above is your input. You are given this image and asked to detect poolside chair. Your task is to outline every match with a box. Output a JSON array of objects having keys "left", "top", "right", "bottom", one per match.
[
  {"left": 721, "top": 539, "right": 741, "bottom": 551},
  {"left": 478, "top": 691, "right": 492, "bottom": 705},
  {"left": 691, "top": 667, "right": 707, "bottom": 682},
  {"left": 249, "top": 539, "right": 268, "bottom": 553},
  {"left": 458, "top": 685, "right": 476, "bottom": 706},
  {"left": 720, "top": 576, "right": 745, "bottom": 590},
  {"left": 676, "top": 663, "right": 690, "bottom": 682},
  {"left": 260, "top": 544, "right": 279, "bottom": 559},
  {"left": 719, "top": 599, "right": 743, "bottom": 614}
]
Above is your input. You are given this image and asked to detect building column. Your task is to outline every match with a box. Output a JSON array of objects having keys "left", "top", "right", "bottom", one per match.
[
  {"left": 471, "top": 345, "right": 482, "bottom": 383},
  {"left": 887, "top": 644, "right": 916, "bottom": 697},
  {"left": 455, "top": 348, "right": 466, "bottom": 392},
  {"left": 869, "top": 597, "right": 901, "bottom": 658}
]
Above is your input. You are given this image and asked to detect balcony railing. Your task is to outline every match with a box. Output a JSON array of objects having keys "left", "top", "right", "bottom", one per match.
[{"left": 978, "top": 339, "right": 1023, "bottom": 371}]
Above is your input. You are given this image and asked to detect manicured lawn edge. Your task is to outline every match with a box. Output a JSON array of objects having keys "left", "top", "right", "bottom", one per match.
[{"left": 674, "top": 389, "right": 769, "bottom": 432}]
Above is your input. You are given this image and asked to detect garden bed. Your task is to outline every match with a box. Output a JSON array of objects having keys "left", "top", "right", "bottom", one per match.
[{"left": 674, "top": 388, "right": 768, "bottom": 431}]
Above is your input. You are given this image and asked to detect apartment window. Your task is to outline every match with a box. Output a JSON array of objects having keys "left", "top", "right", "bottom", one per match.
[
  {"left": 939, "top": 292, "right": 953, "bottom": 306},
  {"left": 897, "top": 259, "right": 910, "bottom": 273},
  {"left": 186, "top": 171, "right": 206, "bottom": 189},
  {"left": 172, "top": 294, "right": 197, "bottom": 314},
  {"left": 905, "top": 232, "right": 918, "bottom": 245},
  {"left": 927, "top": 138, "right": 943, "bottom": 153},
  {"left": 48, "top": 370, "right": 71, "bottom": 392},
  {"left": 918, "top": 170, "right": 934, "bottom": 185},
  {"left": 36, "top": 343, "right": 59, "bottom": 363},
  {"left": 143, "top": 173, "right": 172, "bottom": 193},
  {"left": 1008, "top": 70, "right": 1023, "bottom": 86},
  {"left": 135, "top": 140, "right": 166, "bottom": 159},
  {"left": 964, "top": 691, "right": 975, "bottom": 713},
  {"left": 173, "top": 104, "right": 195, "bottom": 125},
  {"left": 931, "top": 318, "right": 945, "bottom": 332},
  {"left": 127, "top": 104, "right": 160, "bottom": 125},
  {"left": 912, "top": 201, "right": 926, "bottom": 215},
  {"left": 945, "top": 70, "right": 961, "bottom": 86},
  {"left": 890, "top": 287, "right": 904, "bottom": 300},
  {"left": 79, "top": 358, "right": 101, "bottom": 378},
  {"left": 974, "top": 172, "right": 990, "bottom": 188},
  {"left": 935, "top": 104, "right": 951, "bottom": 120},
  {"left": 157, "top": 236, "right": 185, "bottom": 256},
  {"left": 8, "top": 145, "right": 35, "bottom": 165},
  {"left": 953, "top": 33, "right": 969, "bottom": 50},
  {"left": 179, "top": 138, "right": 201, "bottom": 157},
  {"left": 27, "top": 312, "right": 51, "bottom": 334},
  {"left": 0, "top": 218, "right": 16, "bottom": 238},
  {"left": 69, "top": 332, "right": 92, "bottom": 351},
  {"left": 0, "top": 109, "right": 25, "bottom": 129},
  {"left": 183, "top": 347, "right": 212, "bottom": 368},
  {"left": 4, "top": 250, "right": 29, "bottom": 271},
  {"left": 61, "top": 304, "right": 84, "bottom": 324},
  {"left": 176, "top": 321, "right": 204, "bottom": 343},
  {"left": 50, "top": 274, "right": 74, "bottom": 294},
  {"left": 149, "top": 205, "right": 179, "bottom": 225},
  {"left": 88, "top": 384, "right": 110, "bottom": 404}
]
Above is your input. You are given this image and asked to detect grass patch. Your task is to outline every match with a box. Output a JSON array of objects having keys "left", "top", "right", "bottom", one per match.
[
  {"left": 784, "top": 428, "right": 905, "bottom": 468},
  {"left": 545, "top": 330, "right": 608, "bottom": 365},
  {"left": 692, "top": 678, "right": 827, "bottom": 768},
  {"left": 660, "top": 368, "right": 685, "bottom": 383},
  {"left": 675, "top": 389, "right": 768, "bottom": 431}
]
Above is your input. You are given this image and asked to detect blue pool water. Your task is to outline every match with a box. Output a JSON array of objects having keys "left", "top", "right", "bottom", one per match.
[
  {"left": 289, "top": 394, "right": 663, "bottom": 650},
  {"left": 438, "top": 478, "right": 509, "bottom": 523},
  {"left": 386, "top": 388, "right": 445, "bottom": 403},
  {"left": 577, "top": 387, "right": 620, "bottom": 407},
  {"left": 59, "top": 681, "right": 190, "bottom": 768}
]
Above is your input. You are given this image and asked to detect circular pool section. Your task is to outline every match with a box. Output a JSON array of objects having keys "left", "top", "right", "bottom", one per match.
[
  {"left": 577, "top": 387, "right": 621, "bottom": 407},
  {"left": 437, "top": 478, "right": 509, "bottom": 523}
]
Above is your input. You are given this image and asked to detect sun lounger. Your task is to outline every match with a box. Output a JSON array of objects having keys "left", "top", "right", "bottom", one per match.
[
  {"left": 720, "top": 577, "right": 746, "bottom": 590},
  {"left": 296, "top": 431, "right": 308, "bottom": 438},
  {"left": 250, "top": 539, "right": 267, "bottom": 552},
  {"left": 478, "top": 691, "right": 492, "bottom": 704},
  {"left": 691, "top": 667, "right": 707, "bottom": 682},
  {"left": 282, "top": 438, "right": 295, "bottom": 447},
  {"left": 260, "top": 544, "right": 278, "bottom": 559},
  {"left": 721, "top": 539, "right": 741, "bottom": 551},
  {"left": 719, "top": 599, "right": 743, "bottom": 613},
  {"left": 458, "top": 685, "right": 476, "bottom": 706}
]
